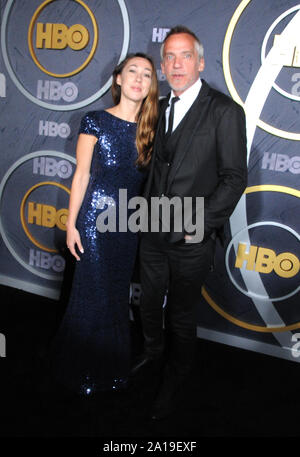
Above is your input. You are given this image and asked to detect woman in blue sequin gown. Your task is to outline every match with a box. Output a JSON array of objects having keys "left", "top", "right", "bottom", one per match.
[{"left": 50, "top": 54, "right": 158, "bottom": 395}]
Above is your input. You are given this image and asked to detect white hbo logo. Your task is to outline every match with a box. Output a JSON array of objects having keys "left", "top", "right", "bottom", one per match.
[
  {"left": 152, "top": 27, "right": 170, "bottom": 43},
  {"left": 39, "top": 121, "right": 71, "bottom": 138},
  {"left": 37, "top": 80, "right": 78, "bottom": 102},
  {"left": 29, "top": 249, "right": 65, "bottom": 273},
  {"left": 33, "top": 157, "right": 73, "bottom": 179},
  {"left": 262, "top": 152, "right": 300, "bottom": 174}
]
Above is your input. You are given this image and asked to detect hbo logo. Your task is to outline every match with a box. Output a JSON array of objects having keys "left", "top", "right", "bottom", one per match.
[
  {"left": 152, "top": 27, "right": 170, "bottom": 43},
  {"left": 36, "top": 23, "right": 89, "bottom": 50},
  {"left": 39, "top": 121, "right": 70, "bottom": 138},
  {"left": 235, "top": 243, "right": 299, "bottom": 278},
  {"left": 27, "top": 202, "right": 68, "bottom": 231},
  {"left": 29, "top": 249, "right": 65, "bottom": 273},
  {"left": 262, "top": 152, "right": 300, "bottom": 174},
  {"left": 37, "top": 80, "right": 78, "bottom": 102},
  {"left": 33, "top": 157, "right": 72, "bottom": 179}
]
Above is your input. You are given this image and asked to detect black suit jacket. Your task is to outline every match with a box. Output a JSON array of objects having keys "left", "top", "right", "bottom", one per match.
[{"left": 144, "top": 79, "right": 247, "bottom": 243}]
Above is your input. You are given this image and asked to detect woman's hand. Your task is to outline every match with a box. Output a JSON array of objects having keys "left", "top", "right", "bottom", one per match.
[{"left": 66, "top": 225, "right": 84, "bottom": 261}]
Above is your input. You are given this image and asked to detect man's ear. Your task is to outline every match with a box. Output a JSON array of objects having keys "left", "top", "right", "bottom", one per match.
[
  {"left": 161, "top": 60, "right": 165, "bottom": 75},
  {"left": 198, "top": 57, "right": 205, "bottom": 72}
]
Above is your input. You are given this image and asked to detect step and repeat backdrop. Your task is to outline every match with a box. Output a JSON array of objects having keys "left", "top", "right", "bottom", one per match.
[{"left": 0, "top": 0, "right": 299, "bottom": 362}]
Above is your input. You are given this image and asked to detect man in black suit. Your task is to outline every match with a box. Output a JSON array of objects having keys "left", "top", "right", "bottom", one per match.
[{"left": 133, "top": 26, "right": 247, "bottom": 419}]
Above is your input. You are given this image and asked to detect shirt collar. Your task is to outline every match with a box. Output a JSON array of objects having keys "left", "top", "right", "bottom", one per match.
[{"left": 170, "top": 78, "right": 202, "bottom": 105}]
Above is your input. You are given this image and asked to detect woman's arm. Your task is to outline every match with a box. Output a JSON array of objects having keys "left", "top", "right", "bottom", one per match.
[{"left": 66, "top": 133, "right": 97, "bottom": 260}]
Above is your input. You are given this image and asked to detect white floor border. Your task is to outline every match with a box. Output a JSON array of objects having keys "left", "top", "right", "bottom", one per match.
[
  {"left": 0, "top": 274, "right": 60, "bottom": 300},
  {"left": 197, "top": 326, "right": 299, "bottom": 363}
]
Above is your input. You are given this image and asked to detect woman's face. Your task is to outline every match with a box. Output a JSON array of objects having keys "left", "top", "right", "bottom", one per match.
[{"left": 116, "top": 57, "right": 153, "bottom": 103}]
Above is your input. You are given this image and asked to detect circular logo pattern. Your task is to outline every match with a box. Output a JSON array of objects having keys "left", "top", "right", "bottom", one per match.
[
  {"left": 28, "top": 0, "right": 98, "bottom": 78},
  {"left": 20, "top": 181, "right": 70, "bottom": 253},
  {"left": 223, "top": 0, "right": 300, "bottom": 140},
  {"left": 0, "top": 151, "right": 76, "bottom": 280},
  {"left": 225, "top": 221, "right": 300, "bottom": 302},
  {"left": 261, "top": 5, "right": 300, "bottom": 102},
  {"left": 1, "top": 0, "right": 130, "bottom": 110},
  {"left": 204, "top": 185, "right": 300, "bottom": 333}
]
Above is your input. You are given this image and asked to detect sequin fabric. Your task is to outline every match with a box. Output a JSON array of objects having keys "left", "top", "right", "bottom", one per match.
[{"left": 50, "top": 111, "right": 145, "bottom": 395}]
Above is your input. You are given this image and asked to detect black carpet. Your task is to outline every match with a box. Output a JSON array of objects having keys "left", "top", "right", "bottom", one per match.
[{"left": 0, "top": 284, "right": 299, "bottom": 448}]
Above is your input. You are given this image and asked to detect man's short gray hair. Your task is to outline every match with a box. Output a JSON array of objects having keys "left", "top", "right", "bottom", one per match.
[{"left": 160, "top": 25, "right": 204, "bottom": 61}]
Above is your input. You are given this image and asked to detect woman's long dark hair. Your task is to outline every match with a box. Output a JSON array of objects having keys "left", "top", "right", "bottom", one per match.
[{"left": 111, "top": 53, "right": 159, "bottom": 167}]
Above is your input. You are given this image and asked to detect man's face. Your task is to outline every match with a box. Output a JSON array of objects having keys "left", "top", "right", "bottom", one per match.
[{"left": 161, "top": 33, "right": 205, "bottom": 96}]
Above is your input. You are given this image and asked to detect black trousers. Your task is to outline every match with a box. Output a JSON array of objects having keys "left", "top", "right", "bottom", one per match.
[{"left": 139, "top": 232, "right": 215, "bottom": 377}]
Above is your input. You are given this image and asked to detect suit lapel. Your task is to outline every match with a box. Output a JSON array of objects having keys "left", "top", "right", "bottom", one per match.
[{"left": 166, "top": 81, "right": 211, "bottom": 193}]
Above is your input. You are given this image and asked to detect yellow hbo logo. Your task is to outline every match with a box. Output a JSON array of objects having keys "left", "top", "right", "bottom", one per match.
[
  {"left": 27, "top": 202, "right": 68, "bottom": 231},
  {"left": 36, "top": 23, "right": 89, "bottom": 50},
  {"left": 235, "top": 243, "right": 299, "bottom": 279},
  {"left": 28, "top": 0, "right": 98, "bottom": 78},
  {"left": 21, "top": 181, "right": 70, "bottom": 253}
]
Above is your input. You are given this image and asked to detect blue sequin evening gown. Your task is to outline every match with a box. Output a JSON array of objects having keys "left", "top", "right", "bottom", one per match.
[{"left": 51, "top": 111, "right": 145, "bottom": 395}]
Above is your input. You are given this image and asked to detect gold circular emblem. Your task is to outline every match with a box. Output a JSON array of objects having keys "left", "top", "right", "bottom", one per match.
[
  {"left": 20, "top": 181, "right": 70, "bottom": 253},
  {"left": 28, "top": 0, "right": 98, "bottom": 78}
]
